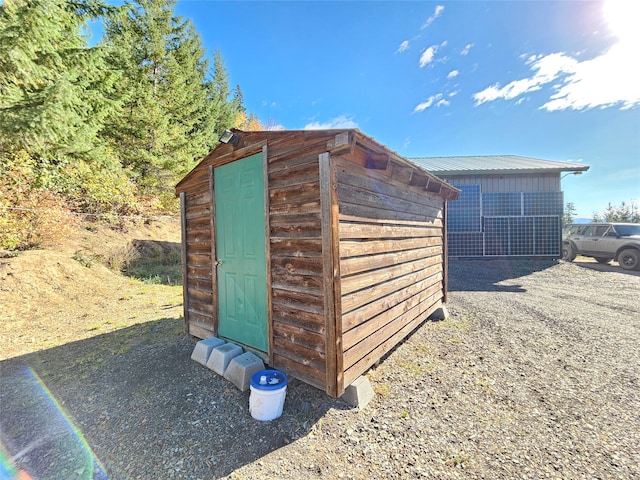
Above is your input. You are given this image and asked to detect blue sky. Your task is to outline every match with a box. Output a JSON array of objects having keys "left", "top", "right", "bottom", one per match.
[{"left": 164, "top": 1, "right": 638, "bottom": 217}]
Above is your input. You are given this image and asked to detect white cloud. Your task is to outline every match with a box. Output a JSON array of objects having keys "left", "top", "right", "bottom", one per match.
[
  {"left": 396, "top": 40, "right": 410, "bottom": 54},
  {"left": 543, "top": 42, "right": 640, "bottom": 111},
  {"left": 461, "top": 43, "right": 473, "bottom": 56},
  {"left": 419, "top": 45, "right": 437, "bottom": 67},
  {"left": 473, "top": 37, "right": 640, "bottom": 111},
  {"left": 474, "top": 53, "right": 576, "bottom": 105},
  {"left": 421, "top": 5, "right": 444, "bottom": 30},
  {"left": 304, "top": 115, "right": 358, "bottom": 130},
  {"left": 414, "top": 93, "right": 449, "bottom": 112},
  {"left": 447, "top": 70, "right": 459, "bottom": 79}
]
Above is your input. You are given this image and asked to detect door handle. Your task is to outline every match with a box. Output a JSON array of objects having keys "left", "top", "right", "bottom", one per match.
[{"left": 215, "top": 259, "right": 223, "bottom": 266}]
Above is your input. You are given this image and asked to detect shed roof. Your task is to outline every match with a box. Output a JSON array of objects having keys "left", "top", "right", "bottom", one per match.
[
  {"left": 410, "top": 155, "right": 589, "bottom": 176},
  {"left": 176, "top": 129, "right": 460, "bottom": 200}
]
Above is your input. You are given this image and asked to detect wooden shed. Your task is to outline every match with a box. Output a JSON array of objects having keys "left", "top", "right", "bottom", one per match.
[{"left": 175, "top": 129, "right": 459, "bottom": 397}]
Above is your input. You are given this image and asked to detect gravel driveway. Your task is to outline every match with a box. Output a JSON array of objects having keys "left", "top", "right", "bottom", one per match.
[{"left": 1, "top": 259, "right": 639, "bottom": 479}]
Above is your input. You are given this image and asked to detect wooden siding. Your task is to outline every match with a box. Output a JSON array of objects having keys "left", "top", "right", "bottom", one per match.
[
  {"left": 334, "top": 156, "right": 445, "bottom": 388},
  {"left": 267, "top": 135, "right": 332, "bottom": 391},
  {"left": 443, "top": 173, "right": 560, "bottom": 193},
  {"left": 181, "top": 185, "right": 215, "bottom": 338}
]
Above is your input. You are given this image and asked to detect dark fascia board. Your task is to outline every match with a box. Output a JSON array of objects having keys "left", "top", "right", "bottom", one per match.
[{"left": 438, "top": 165, "right": 590, "bottom": 176}]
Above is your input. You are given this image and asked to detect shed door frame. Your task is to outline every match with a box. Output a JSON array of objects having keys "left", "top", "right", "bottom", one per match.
[{"left": 209, "top": 145, "right": 272, "bottom": 359}]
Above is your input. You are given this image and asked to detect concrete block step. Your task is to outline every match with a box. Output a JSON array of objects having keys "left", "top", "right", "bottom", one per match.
[
  {"left": 206, "top": 342, "right": 243, "bottom": 375},
  {"left": 190, "top": 337, "right": 226, "bottom": 367},
  {"left": 223, "top": 352, "right": 265, "bottom": 392}
]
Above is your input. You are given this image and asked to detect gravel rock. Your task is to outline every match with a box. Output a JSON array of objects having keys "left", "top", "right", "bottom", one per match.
[{"left": 2, "top": 259, "right": 639, "bottom": 479}]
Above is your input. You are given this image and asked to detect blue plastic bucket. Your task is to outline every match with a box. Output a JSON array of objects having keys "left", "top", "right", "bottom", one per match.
[{"left": 249, "top": 370, "right": 287, "bottom": 421}]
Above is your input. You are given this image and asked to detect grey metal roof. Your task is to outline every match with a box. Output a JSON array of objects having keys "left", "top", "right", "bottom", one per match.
[{"left": 410, "top": 155, "right": 589, "bottom": 176}]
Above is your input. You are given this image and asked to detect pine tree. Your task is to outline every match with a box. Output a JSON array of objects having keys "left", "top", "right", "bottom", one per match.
[
  {"left": 208, "top": 50, "right": 240, "bottom": 139},
  {"left": 563, "top": 202, "right": 577, "bottom": 225},
  {"left": 0, "top": 0, "right": 120, "bottom": 166},
  {"left": 102, "top": 0, "right": 238, "bottom": 192}
]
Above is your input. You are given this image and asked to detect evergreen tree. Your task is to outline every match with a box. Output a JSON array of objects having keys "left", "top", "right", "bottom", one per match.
[
  {"left": 563, "top": 202, "right": 577, "bottom": 225},
  {"left": 0, "top": 0, "right": 120, "bottom": 166},
  {"left": 208, "top": 50, "right": 240, "bottom": 138},
  {"left": 232, "top": 84, "right": 246, "bottom": 114},
  {"left": 102, "top": 0, "right": 238, "bottom": 192},
  {"left": 593, "top": 201, "right": 640, "bottom": 223}
]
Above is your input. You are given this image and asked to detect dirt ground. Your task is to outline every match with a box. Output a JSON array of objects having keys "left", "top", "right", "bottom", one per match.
[
  {"left": 1, "top": 221, "right": 639, "bottom": 479},
  {"left": 0, "top": 217, "right": 184, "bottom": 360}
]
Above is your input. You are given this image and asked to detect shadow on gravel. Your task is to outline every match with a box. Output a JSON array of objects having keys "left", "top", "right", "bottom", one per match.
[
  {"left": 0, "top": 318, "right": 342, "bottom": 479},
  {"left": 572, "top": 259, "right": 640, "bottom": 277},
  {"left": 448, "top": 258, "right": 558, "bottom": 292}
]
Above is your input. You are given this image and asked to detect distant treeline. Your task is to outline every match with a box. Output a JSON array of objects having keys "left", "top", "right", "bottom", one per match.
[{"left": 1, "top": 0, "right": 261, "bottom": 249}]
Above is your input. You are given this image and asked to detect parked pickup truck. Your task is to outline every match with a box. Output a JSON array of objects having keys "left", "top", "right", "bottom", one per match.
[{"left": 562, "top": 222, "right": 640, "bottom": 270}]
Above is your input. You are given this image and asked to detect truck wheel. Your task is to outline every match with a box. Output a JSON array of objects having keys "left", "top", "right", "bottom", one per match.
[
  {"left": 619, "top": 248, "right": 640, "bottom": 271},
  {"left": 562, "top": 244, "right": 576, "bottom": 262}
]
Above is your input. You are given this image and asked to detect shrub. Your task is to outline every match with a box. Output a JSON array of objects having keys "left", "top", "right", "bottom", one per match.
[{"left": 0, "top": 150, "right": 77, "bottom": 250}]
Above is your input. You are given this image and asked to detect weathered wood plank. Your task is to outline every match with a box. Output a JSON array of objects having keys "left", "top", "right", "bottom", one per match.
[
  {"left": 342, "top": 265, "right": 442, "bottom": 313},
  {"left": 186, "top": 264, "right": 211, "bottom": 277},
  {"left": 180, "top": 192, "right": 189, "bottom": 332},
  {"left": 185, "top": 189, "right": 210, "bottom": 205},
  {"left": 188, "top": 321, "right": 214, "bottom": 340},
  {"left": 269, "top": 181, "right": 320, "bottom": 206},
  {"left": 271, "top": 270, "right": 324, "bottom": 291},
  {"left": 337, "top": 181, "right": 442, "bottom": 219},
  {"left": 272, "top": 353, "right": 325, "bottom": 390},
  {"left": 184, "top": 242, "right": 212, "bottom": 254},
  {"left": 270, "top": 200, "right": 321, "bottom": 216},
  {"left": 339, "top": 237, "right": 441, "bottom": 258},
  {"left": 185, "top": 277, "right": 212, "bottom": 293},
  {"left": 186, "top": 252, "right": 211, "bottom": 265},
  {"left": 208, "top": 165, "right": 219, "bottom": 337},
  {"left": 343, "top": 293, "right": 440, "bottom": 371},
  {"left": 272, "top": 287, "right": 324, "bottom": 308},
  {"left": 268, "top": 160, "right": 320, "bottom": 188},
  {"left": 339, "top": 222, "right": 442, "bottom": 239},
  {"left": 270, "top": 238, "right": 323, "bottom": 254},
  {"left": 273, "top": 337, "right": 325, "bottom": 373},
  {"left": 270, "top": 255, "right": 323, "bottom": 274},
  {"left": 185, "top": 204, "right": 210, "bottom": 220},
  {"left": 341, "top": 256, "right": 441, "bottom": 296},
  {"left": 270, "top": 222, "right": 320, "bottom": 237},
  {"left": 273, "top": 321, "right": 325, "bottom": 353},
  {"left": 339, "top": 214, "right": 442, "bottom": 228},
  {"left": 272, "top": 306, "right": 325, "bottom": 333},
  {"left": 187, "top": 286, "right": 215, "bottom": 303},
  {"left": 340, "top": 246, "right": 442, "bottom": 276},
  {"left": 342, "top": 277, "right": 441, "bottom": 333},
  {"left": 342, "top": 285, "right": 442, "bottom": 351},
  {"left": 343, "top": 300, "right": 441, "bottom": 386},
  {"left": 319, "top": 152, "right": 342, "bottom": 397},
  {"left": 184, "top": 215, "right": 212, "bottom": 229},
  {"left": 188, "top": 299, "right": 214, "bottom": 314},
  {"left": 262, "top": 144, "right": 274, "bottom": 365},
  {"left": 339, "top": 202, "right": 442, "bottom": 223},
  {"left": 336, "top": 162, "right": 445, "bottom": 211}
]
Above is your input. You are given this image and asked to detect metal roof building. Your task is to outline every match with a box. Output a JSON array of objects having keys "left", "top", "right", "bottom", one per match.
[{"left": 411, "top": 155, "right": 589, "bottom": 258}]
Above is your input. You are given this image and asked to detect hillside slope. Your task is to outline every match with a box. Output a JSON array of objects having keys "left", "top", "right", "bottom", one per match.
[{"left": 0, "top": 217, "right": 184, "bottom": 360}]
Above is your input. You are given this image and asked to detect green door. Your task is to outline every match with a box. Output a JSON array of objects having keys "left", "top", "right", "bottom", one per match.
[{"left": 214, "top": 152, "right": 268, "bottom": 352}]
